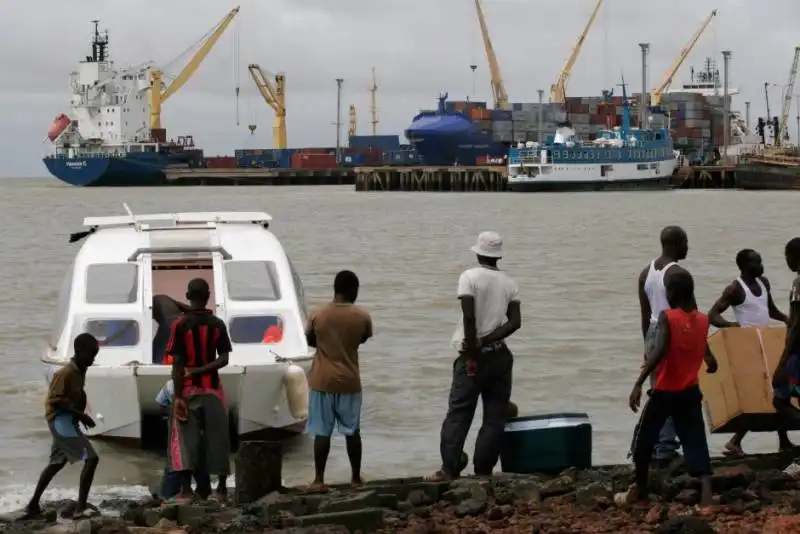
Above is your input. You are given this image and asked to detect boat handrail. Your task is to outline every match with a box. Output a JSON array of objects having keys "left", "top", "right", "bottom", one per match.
[
  {"left": 83, "top": 211, "right": 273, "bottom": 229},
  {"left": 127, "top": 245, "right": 232, "bottom": 261}
]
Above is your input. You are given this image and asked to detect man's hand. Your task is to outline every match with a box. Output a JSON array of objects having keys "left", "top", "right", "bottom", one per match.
[
  {"left": 184, "top": 368, "right": 194, "bottom": 378},
  {"left": 173, "top": 397, "right": 188, "bottom": 422},
  {"left": 79, "top": 413, "right": 96, "bottom": 429},
  {"left": 705, "top": 358, "right": 718, "bottom": 374},
  {"left": 629, "top": 384, "right": 643, "bottom": 413},
  {"left": 466, "top": 359, "right": 478, "bottom": 377}
]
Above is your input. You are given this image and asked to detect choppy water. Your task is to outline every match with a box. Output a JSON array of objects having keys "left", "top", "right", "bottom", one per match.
[{"left": 0, "top": 179, "right": 797, "bottom": 511}]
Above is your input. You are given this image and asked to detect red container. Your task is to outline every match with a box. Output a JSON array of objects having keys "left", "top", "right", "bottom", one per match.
[
  {"left": 291, "top": 153, "right": 337, "bottom": 169},
  {"left": 205, "top": 156, "right": 238, "bottom": 169}
]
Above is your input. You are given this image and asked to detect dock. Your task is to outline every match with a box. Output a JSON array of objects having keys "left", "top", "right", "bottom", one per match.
[
  {"left": 670, "top": 165, "right": 736, "bottom": 189},
  {"left": 164, "top": 168, "right": 355, "bottom": 186},
  {"left": 354, "top": 166, "right": 508, "bottom": 192}
]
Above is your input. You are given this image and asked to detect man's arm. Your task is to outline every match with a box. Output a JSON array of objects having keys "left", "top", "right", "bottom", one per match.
[
  {"left": 634, "top": 311, "right": 670, "bottom": 387},
  {"left": 188, "top": 321, "right": 232, "bottom": 375},
  {"left": 763, "top": 277, "right": 789, "bottom": 324},
  {"left": 166, "top": 319, "right": 186, "bottom": 399},
  {"left": 457, "top": 271, "right": 478, "bottom": 353},
  {"left": 361, "top": 314, "right": 373, "bottom": 345},
  {"left": 305, "top": 312, "right": 317, "bottom": 348},
  {"left": 776, "top": 280, "right": 800, "bottom": 381},
  {"left": 704, "top": 343, "right": 718, "bottom": 372},
  {"left": 481, "top": 282, "right": 522, "bottom": 345},
  {"left": 708, "top": 282, "right": 743, "bottom": 328},
  {"left": 638, "top": 267, "right": 651, "bottom": 341}
]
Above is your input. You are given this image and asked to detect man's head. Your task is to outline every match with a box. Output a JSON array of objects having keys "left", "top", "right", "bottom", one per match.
[
  {"left": 665, "top": 269, "right": 695, "bottom": 309},
  {"left": 786, "top": 238, "right": 800, "bottom": 272},
  {"left": 74, "top": 333, "right": 99, "bottom": 368},
  {"left": 471, "top": 231, "right": 503, "bottom": 265},
  {"left": 660, "top": 226, "right": 688, "bottom": 261},
  {"left": 186, "top": 278, "right": 210, "bottom": 307},
  {"left": 736, "top": 248, "right": 764, "bottom": 278},
  {"left": 334, "top": 270, "right": 360, "bottom": 303}
]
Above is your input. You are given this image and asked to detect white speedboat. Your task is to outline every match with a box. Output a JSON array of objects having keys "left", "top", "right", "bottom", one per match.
[{"left": 42, "top": 206, "right": 312, "bottom": 445}]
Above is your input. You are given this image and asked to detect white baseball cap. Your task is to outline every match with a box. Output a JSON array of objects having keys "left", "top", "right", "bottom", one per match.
[{"left": 470, "top": 231, "right": 504, "bottom": 258}]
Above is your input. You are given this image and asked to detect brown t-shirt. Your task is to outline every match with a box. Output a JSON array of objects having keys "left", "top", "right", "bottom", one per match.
[
  {"left": 45, "top": 361, "right": 85, "bottom": 423},
  {"left": 306, "top": 302, "right": 372, "bottom": 394}
]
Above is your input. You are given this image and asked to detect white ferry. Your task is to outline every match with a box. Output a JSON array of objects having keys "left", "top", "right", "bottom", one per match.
[{"left": 42, "top": 208, "right": 312, "bottom": 445}]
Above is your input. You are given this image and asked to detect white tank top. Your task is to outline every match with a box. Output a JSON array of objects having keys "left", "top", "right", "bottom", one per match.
[
  {"left": 732, "top": 277, "right": 770, "bottom": 327},
  {"left": 644, "top": 260, "right": 676, "bottom": 323}
]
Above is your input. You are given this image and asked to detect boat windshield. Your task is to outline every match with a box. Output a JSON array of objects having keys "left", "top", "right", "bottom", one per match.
[
  {"left": 85, "top": 263, "right": 138, "bottom": 303},
  {"left": 224, "top": 261, "right": 281, "bottom": 301}
]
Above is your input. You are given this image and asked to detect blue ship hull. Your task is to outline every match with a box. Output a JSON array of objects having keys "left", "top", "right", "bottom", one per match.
[{"left": 41, "top": 151, "right": 196, "bottom": 187}]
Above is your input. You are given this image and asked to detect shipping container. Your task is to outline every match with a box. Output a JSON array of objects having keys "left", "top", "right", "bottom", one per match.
[
  {"left": 342, "top": 153, "right": 366, "bottom": 166},
  {"left": 491, "top": 109, "right": 513, "bottom": 121},
  {"left": 349, "top": 135, "right": 400, "bottom": 152},
  {"left": 237, "top": 155, "right": 279, "bottom": 169},
  {"left": 291, "top": 153, "right": 337, "bottom": 170}
]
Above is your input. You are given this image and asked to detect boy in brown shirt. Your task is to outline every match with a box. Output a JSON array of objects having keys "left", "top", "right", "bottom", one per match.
[
  {"left": 305, "top": 270, "right": 372, "bottom": 491},
  {"left": 23, "top": 333, "right": 99, "bottom": 519}
]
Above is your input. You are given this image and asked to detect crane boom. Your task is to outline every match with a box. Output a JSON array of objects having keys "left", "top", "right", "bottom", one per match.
[
  {"left": 474, "top": 0, "right": 509, "bottom": 109},
  {"left": 349, "top": 105, "right": 357, "bottom": 137},
  {"left": 778, "top": 46, "right": 800, "bottom": 146},
  {"left": 650, "top": 9, "right": 717, "bottom": 108},
  {"left": 247, "top": 64, "right": 287, "bottom": 149},
  {"left": 369, "top": 67, "right": 378, "bottom": 135},
  {"left": 550, "top": 0, "right": 604, "bottom": 104},
  {"left": 149, "top": 7, "right": 240, "bottom": 131}
]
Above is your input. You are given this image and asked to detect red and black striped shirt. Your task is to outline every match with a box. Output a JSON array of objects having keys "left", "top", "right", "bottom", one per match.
[{"left": 165, "top": 309, "right": 232, "bottom": 393}]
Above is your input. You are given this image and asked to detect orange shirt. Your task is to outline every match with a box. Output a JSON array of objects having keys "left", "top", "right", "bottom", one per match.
[{"left": 653, "top": 309, "right": 709, "bottom": 391}]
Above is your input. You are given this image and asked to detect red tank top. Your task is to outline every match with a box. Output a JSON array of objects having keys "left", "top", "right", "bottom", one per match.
[{"left": 653, "top": 309, "right": 709, "bottom": 391}]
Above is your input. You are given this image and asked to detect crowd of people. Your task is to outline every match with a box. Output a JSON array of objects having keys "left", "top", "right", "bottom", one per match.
[{"left": 17, "top": 228, "right": 800, "bottom": 515}]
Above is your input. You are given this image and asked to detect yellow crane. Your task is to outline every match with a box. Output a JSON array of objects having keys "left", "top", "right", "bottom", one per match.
[
  {"left": 778, "top": 46, "right": 800, "bottom": 147},
  {"left": 550, "top": 0, "right": 604, "bottom": 104},
  {"left": 247, "top": 64, "right": 287, "bottom": 150},
  {"left": 650, "top": 9, "right": 717, "bottom": 109},
  {"left": 474, "top": 0, "right": 509, "bottom": 110},
  {"left": 369, "top": 67, "right": 378, "bottom": 135},
  {"left": 149, "top": 7, "right": 240, "bottom": 131},
  {"left": 348, "top": 105, "right": 357, "bottom": 137}
]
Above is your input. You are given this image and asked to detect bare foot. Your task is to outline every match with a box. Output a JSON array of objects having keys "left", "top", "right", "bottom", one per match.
[
  {"left": 425, "top": 470, "right": 452, "bottom": 482},
  {"left": 614, "top": 485, "right": 646, "bottom": 507},
  {"left": 350, "top": 477, "right": 365, "bottom": 488},
  {"left": 723, "top": 442, "right": 745, "bottom": 457},
  {"left": 18, "top": 503, "right": 43, "bottom": 520},
  {"left": 306, "top": 481, "right": 329, "bottom": 493},
  {"left": 72, "top": 507, "right": 98, "bottom": 520}
]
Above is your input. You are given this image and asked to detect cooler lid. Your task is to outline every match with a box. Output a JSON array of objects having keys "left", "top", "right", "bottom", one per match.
[{"left": 504, "top": 412, "right": 590, "bottom": 432}]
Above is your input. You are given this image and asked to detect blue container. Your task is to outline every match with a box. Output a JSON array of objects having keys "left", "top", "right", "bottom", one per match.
[
  {"left": 342, "top": 153, "right": 366, "bottom": 166},
  {"left": 491, "top": 109, "right": 513, "bottom": 121},
  {"left": 349, "top": 135, "right": 400, "bottom": 151},
  {"left": 500, "top": 413, "right": 592, "bottom": 475}
]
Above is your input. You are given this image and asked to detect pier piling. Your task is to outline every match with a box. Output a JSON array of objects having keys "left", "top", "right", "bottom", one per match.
[{"left": 354, "top": 166, "right": 508, "bottom": 192}]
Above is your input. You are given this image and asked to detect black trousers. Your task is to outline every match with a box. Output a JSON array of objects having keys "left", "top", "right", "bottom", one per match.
[
  {"left": 631, "top": 385, "right": 711, "bottom": 489},
  {"left": 439, "top": 343, "right": 513, "bottom": 477}
]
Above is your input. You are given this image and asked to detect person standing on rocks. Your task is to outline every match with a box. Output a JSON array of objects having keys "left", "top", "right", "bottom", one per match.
[
  {"left": 431, "top": 231, "right": 521, "bottom": 481},
  {"left": 632, "top": 225, "right": 690, "bottom": 463},
  {"left": 625, "top": 270, "right": 717, "bottom": 506},
  {"left": 165, "top": 278, "right": 232, "bottom": 504},
  {"left": 771, "top": 238, "right": 800, "bottom": 437},
  {"left": 305, "top": 270, "right": 373, "bottom": 491},
  {"left": 22, "top": 333, "right": 100, "bottom": 520},
  {"left": 707, "top": 248, "right": 791, "bottom": 457}
]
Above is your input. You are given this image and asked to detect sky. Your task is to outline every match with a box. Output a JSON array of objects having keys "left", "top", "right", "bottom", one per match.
[{"left": 0, "top": 0, "right": 798, "bottom": 177}]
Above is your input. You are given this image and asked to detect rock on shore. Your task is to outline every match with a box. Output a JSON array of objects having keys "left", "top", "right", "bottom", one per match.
[{"left": 5, "top": 451, "right": 800, "bottom": 533}]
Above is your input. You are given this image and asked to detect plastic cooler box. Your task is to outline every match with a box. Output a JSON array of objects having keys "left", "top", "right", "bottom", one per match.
[{"left": 500, "top": 412, "right": 592, "bottom": 474}]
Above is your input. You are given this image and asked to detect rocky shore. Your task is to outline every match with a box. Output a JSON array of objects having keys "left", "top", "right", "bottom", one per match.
[{"left": 5, "top": 451, "right": 800, "bottom": 533}]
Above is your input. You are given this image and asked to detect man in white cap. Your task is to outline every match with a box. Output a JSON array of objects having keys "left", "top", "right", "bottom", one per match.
[{"left": 429, "top": 231, "right": 522, "bottom": 481}]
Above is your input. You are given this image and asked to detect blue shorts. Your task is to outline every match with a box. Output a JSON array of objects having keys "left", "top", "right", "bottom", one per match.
[{"left": 307, "top": 390, "right": 362, "bottom": 437}]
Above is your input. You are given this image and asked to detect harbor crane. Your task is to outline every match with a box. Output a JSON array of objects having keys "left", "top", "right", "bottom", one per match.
[
  {"left": 149, "top": 7, "right": 240, "bottom": 131},
  {"left": 474, "top": 0, "right": 509, "bottom": 109},
  {"left": 777, "top": 46, "right": 800, "bottom": 147},
  {"left": 369, "top": 67, "right": 379, "bottom": 135},
  {"left": 650, "top": 9, "right": 717, "bottom": 110},
  {"left": 550, "top": 0, "right": 604, "bottom": 104},
  {"left": 348, "top": 104, "right": 357, "bottom": 137},
  {"left": 247, "top": 64, "right": 287, "bottom": 150}
]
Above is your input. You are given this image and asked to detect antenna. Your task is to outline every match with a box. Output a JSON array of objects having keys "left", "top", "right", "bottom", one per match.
[{"left": 122, "top": 202, "right": 134, "bottom": 217}]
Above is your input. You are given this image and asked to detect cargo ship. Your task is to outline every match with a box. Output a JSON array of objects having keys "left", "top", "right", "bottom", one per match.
[
  {"left": 735, "top": 150, "right": 800, "bottom": 190},
  {"left": 506, "top": 81, "right": 677, "bottom": 192}
]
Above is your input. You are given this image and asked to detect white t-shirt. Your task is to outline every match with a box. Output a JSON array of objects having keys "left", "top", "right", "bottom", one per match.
[{"left": 451, "top": 266, "right": 520, "bottom": 349}]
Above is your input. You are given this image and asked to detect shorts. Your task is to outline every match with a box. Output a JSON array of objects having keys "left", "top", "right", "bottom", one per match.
[
  {"left": 49, "top": 413, "right": 97, "bottom": 465},
  {"left": 307, "top": 390, "right": 362, "bottom": 437}
]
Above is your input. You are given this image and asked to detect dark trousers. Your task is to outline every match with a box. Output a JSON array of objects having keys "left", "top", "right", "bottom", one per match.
[
  {"left": 631, "top": 385, "right": 711, "bottom": 490},
  {"left": 440, "top": 343, "right": 513, "bottom": 477}
]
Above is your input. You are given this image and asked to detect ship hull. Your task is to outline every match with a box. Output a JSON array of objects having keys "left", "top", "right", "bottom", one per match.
[
  {"left": 735, "top": 166, "right": 800, "bottom": 190},
  {"left": 407, "top": 133, "right": 506, "bottom": 166},
  {"left": 43, "top": 154, "right": 169, "bottom": 187},
  {"left": 508, "top": 176, "right": 672, "bottom": 192}
]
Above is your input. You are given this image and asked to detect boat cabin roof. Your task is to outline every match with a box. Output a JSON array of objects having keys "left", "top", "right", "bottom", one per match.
[{"left": 83, "top": 211, "right": 273, "bottom": 229}]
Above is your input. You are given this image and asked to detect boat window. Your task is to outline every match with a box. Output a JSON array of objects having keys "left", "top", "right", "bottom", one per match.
[
  {"left": 225, "top": 261, "right": 281, "bottom": 301},
  {"left": 286, "top": 255, "right": 308, "bottom": 320},
  {"left": 82, "top": 319, "right": 140, "bottom": 347},
  {"left": 49, "top": 262, "right": 75, "bottom": 349},
  {"left": 85, "top": 264, "right": 138, "bottom": 304},
  {"left": 229, "top": 315, "right": 284, "bottom": 344}
]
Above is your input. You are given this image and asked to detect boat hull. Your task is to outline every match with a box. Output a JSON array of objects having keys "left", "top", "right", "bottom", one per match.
[
  {"left": 42, "top": 154, "right": 173, "bottom": 187},
  {"left": 508, "top": 176, "right": 673, "bottom": 192},
  {"left": 43, "top": 360, "right": 311, "bottom": 445},
  {"left": 735, "top": 166, "right": 800, "bottom": 190}
]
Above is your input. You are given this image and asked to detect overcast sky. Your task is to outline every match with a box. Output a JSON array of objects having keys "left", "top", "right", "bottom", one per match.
[{"left": 0, "top": 0, "right": 797, "bottom": 177}]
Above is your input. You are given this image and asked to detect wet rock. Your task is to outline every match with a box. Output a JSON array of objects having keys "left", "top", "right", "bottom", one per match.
[
  {"left": 645, "top": 503, "right": 667, "bottom": 524},
  {"left": 449, "top": 478, "right": 491, "bottom": 500},
  {"left": 674, "top": 489, "right": 700, "bottom": 505},
  {"left": 539, "top": 475, "right": 575, "bottom": 497},
  {"left": 405, "top": 489, "right": 432, "bottom": 508},
  {"left": 294, "top": 508, "right": 385, "bottom": 532},
  {"left": 318, "top": 490, "right": 380, "bottom": 514},
  {"left": 653, "top": 516, "right": 715, "bottom": 534},
  {"left": 575, "top": 481, "right": 614, "bottom": 506},
  {"left": 234, "top": 440, "right": 283, "bottom": 505},
  {"left": 711, "top": 464, "right": 754, "bottom": 492},
  {"left": 758, "top": 469, "right": 797, "bottom": 491}
]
